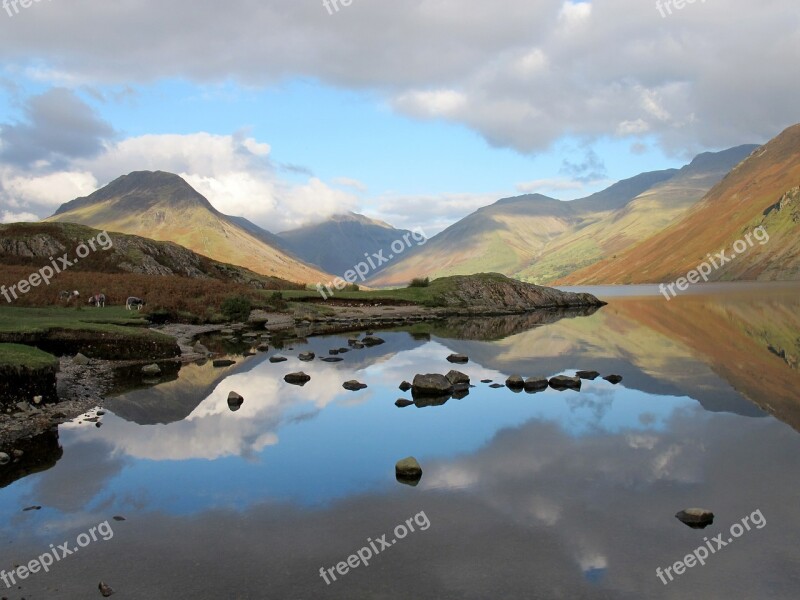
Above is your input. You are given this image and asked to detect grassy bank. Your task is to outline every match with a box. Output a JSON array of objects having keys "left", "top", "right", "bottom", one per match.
[{"left": 0, "top": 343, "right": 59, "bottom": 371}]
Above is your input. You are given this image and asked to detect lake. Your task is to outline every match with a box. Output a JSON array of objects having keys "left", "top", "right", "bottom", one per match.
[{"left": 1, "top": 284, "right": 799, "bottom": 599}]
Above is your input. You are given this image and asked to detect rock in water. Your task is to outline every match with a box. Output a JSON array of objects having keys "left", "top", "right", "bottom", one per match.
[
  {"left": 506, "top": 375, "right": 525, "bottom": 390},
  {"left": 321, "top": 357, "right": 344, "bottom": 363},
  {"left": 604, "top": 374, "right": 623, "bottom": 384},
  {"left": 549, "top": 375, "right": 582, "bottom": 391},
  {"left": 446, "top": 370, "right": 470, "bottom": 385},
  {"left": 0, "top": 452, "right": 9, "bottom": 466},
  {"left": 269, "top": 355, "right": 287, "bottom": 363},
  {"left": 284, "top": 372, "right": 311, "bottom": 386},
  {"left": 524, "top": 377, "right": 548, "bottom": 392},
  {"left": 447, "top": 353, "right": 469, "bottom": 364},
  {"left": 576, "top": 370, "right": 600, "bottom": 380},
  {"left": 343, "top": 380, "right": 368, "bottom": 391},
  {"left": 98, "top": 581, "right": 115, "bottom": 597},
  {"left": 362, "top": 336, "right": 385, "bottom": 347},
  {"left": 213, "top": 359, "right": 236, "bottom": 368},
  {"left": 399, "top": 381, "right": 412, "bottom": 392},
  {"left": 395, "top": 399, "right": 414, "bottom": 408},
  {"left": 675, "top": 508, "right": 714, "bottom": 529},
  {"left": 396, "top": 456, "right": 423, "bottom": 485},
  {"left": 227, "top": 391, "right": 244, "bottom": 411},
  {"left": 412, "top": 374, "right": 454, "bottom": 396},
  {"left": 298, "top": 352, "right": 315, "bottom": 362},
  {"left": 141, "top": 364, "right": 161, "bottom": 376}
]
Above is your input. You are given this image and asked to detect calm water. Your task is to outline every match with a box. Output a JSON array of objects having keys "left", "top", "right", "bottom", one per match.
[{"left": 1, "top": 285, "right": 799, "bottom": 599}]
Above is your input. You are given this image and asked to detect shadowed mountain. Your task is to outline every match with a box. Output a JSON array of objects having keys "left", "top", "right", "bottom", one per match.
[
  {"left": 46, "top": 171, "right": 332, "bottom": 285},
  {"left": 278, "top": 212, "right": 414, "bottom": 277}
]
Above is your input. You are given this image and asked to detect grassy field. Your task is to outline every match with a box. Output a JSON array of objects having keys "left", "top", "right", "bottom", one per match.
[
  {"left": 0, "top": 343, "right": 60, "bottom": 371},
  {"left": 0, "top": 305, "right": 151, "bottom": 336}
]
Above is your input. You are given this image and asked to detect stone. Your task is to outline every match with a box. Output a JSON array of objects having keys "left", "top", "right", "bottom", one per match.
[
  {"left": 193, "top": 342, "right": 210, "bottom": 355},
  {"left": 481, "top": 379, "right": 493, "bottom": 384},
  {"left": 0, "top": 452, "right": 9, "bottom": 466},
  {"left": 549, "top": 375, "right": 582, "bottom": 391},
  {"left": 412, "top": 374, "right": 454, "bottom": 396},
  {"left": 32, "top": 395, "right": 43, "bottom": 405},
  {"left": 447, "top": 353, "right": 469, "bottom": 364},
  {"left": 524, "top": 377, "right": 549, "bottom": 392},
  {"left": 284, "top": 372, "right": 311, "bottom": 386},
  {"left": 675, "top": 508, "right": 714, "bottom": 529},
  {"left": 445, "top": 370, "right": 470, "bottom": 386},
  {"left": 141, "top": 364, "right": 162, "bottom": 376},
  {"left": 352, "top": 342, "right": 365, "bottom": 349},
  {"left": 505, "top": 375, "right": 525, "bottom": 390},
  {"left": 73, "top": 353, "right": 90, "bottom": 366},
  {"left": 395, "top": 399, "right": 414, "bottom": 408},
  {"left": 576, "top": 370, "right": 600, "bottom": 380},
  {"left": 269, "top": 355, "right": 287, "bottom": 363},
  {"left": 213, "top": 359, "right": 236, "bottom": 368},
  {"left": 399, "top": 381, "right": 412, "bottom": 392},
  {"left": 395, "top": 456, "right": 423, "bottom": 481},
  {"left": 604, "top": 374, "right": 623, "bottom": 384},
  {"left": 257, "top": 344, "right": 270, "bottom": 352},
  {"left": 321, "top": 357, "right": 344, "bottom": 363},
  {"left": 362, "top": 336, "right": 385, "bottom": 347},
  {"left": 343, "top": 380, "right": 368, "bottom": 391},
  {"left": 99, "top": 581, "right": 115, "bottom": 597},
  {"left": 227, "top": 391, "right": 244, "bottom": 411},
  {"left": 489, "top": 383, "right": 504, "bottom": 389},
  {"left": 298, "top": 352, "right": 315, "bottom": 362}
]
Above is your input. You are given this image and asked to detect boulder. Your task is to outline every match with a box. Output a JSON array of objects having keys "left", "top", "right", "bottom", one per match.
[
  {"left": 412, "top": 374, "right": 454, "bottom": 396},
  {"left": 399, "top": 381, "right": 412, "bottom": 392},
  {"left": 343, "top": 380, "right": 368, "bottom": 391},
  {"left": 352, "top": 342, "right": 365, "bottom": 349},
  {"left": 395, "top": 456, "right": 423, "bottom": 482},
  {"left": 524, "top": 377, "right": 549, "bottom": 392},
  {"left": 142, "top": 364, "right": 162, "bottom": 376},
  {"left": 395, "top": 399, "right": 414, "bottom": 408},
  {"left": 362, "top": 336, "right": 385, "bottom": 347},
  {"left": 447, "top": 353, "right": 469, "bottom": 364},
  {"left": 604, "top": 374, "right": 623, "bottom": 384},
  {"left": 269, "top": 355, "right": 287, "bottom": 363},
  {"left": 549, "top": 375, "right": 582, "bottom": 391},
  {"left": 576, "top": 370, "right": 600, "bottom": 380},
  {"left": 505, "top": 375, "right": 525, "bottom": 390},
  {"left": 284, "top": 372, "right": 311, "bottom": 386},
  {"left": 675, "top": 508, "right": 714, "bottom": 529},
  {"left": 227, "top": 392, "right": 244, "bottom": 411},
  {"left": 446, "top": 370, "right": 470, "bottom": 386},
  {"left": 73, "top": 353, "right": 90, "bottom": 366},
  {"left": 298, "top": 352, "right": 315, "bottom": 362}
]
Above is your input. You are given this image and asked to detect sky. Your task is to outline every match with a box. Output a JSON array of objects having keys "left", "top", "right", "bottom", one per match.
[{"left": 0, "top": 0, "right": 797, "bottom": 234}]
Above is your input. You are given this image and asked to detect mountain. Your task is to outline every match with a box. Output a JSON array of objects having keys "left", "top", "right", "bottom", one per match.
[
  {"left": 369, "top": 147, "right": 752, "bottom": 286},
  {"left": 46, "top": 171, "right": 332, "bottom": 285},
  {"left": 278, "top": 212, "right": 413, "bottom": 277},
  {"left": 561, "top": 125, "right": 800, "bottom": 283}
]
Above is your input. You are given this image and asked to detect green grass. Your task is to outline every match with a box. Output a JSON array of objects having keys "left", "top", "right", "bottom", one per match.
[
  {"left": 0, "top": 305, "right": 150, "bottom": 336},
  {"left": 0, "top": 343, "right": 59, "bottom": 371}
]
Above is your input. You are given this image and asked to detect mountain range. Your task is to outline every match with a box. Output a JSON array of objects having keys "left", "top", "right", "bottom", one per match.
[{"left": 40, "top": 124, "right": 800, "bottom": 286}]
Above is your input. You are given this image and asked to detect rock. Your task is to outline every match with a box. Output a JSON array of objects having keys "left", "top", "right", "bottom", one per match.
[
  {"left": 193, "top": 342, "right": 210, "bottom": 355},
  {"left": 32, "top": 395, "right": 43, "bottom": 405},
  {"left": 452, "top": 382, "right": 470, "bottom": 392},
  {"left": 73, "top": 353, "right": 90, "bottom": 366},
  {"left": 284, "top": 372, "right": 311, "bottom": 386},
  {"left": 213, "top": 359, "right": 236, "bottom": 368},
  {"left": 524, "top": 377, "right": 549, "bottom": 392},
  {"left": 452, "top": 387, "right": 470, "bottom": 400},
  {"left": 395, "top": 456, "right": 423, "bottom": 484},
  {"left": 412, "top": 374, "right": 454, "bottom": 396},
  {"left": 414, "top": 395, "right": 451, "bottom": 407},
  {"left": 337, "top": 347, "right": 350, "bottom": 353},
  {"left": 399, "top": 381, "right": 412, "bottom": 392},
  {"left": 22, "top": 505, "right": 42, "bottom": 511},
  {"left": 257, "top": 344, "right": 270, "bottom": 352},
  {"left": 99, "top": 581, "right": 115, "bottom": 597},
  {"left": 352, "top": 342, "right": 365, "bottom": 349},
  {"left": 489, "top": 383, "right": 505, "bottom": 389},
  {"left": 269, "top": 355, "right": 287, "bottom": 363},
  {"left": 395, "top": 399, "right": 414, "bottom": 407},
  {"left": 11, "top": 449, "right": 23, "bottom": 458},
  {"left": 675, "top": 508, "right": 714, "bottom": 529},
  {"left": 347, "top": 336, "right": 360, "bottom": 346},
  {"left": 481, "top": 379, "right": 493, "bottom": 384},
  {"left": 362, "top": 336, "right": 385, "bottom": 347},
  {"left": 96, "top": 422, "right": 103, "bottom": 428},
  {"left": 220, "top": 328, "right": 235, "bottom": 335},
  {"left": 343, "top": 380, "right": 368, "bottom": 391},
  {"left": 446, "top": 370, "right": 470, "bottom": 385},
  {"left": 576, "top": 370, "right": 600, "bottom": 380},
  {"left": 141, "top": 364, "right": 162, "bottom": 376},
  {"left": 112, "top": 515, "right": 126, "bottom": 521},
  {"left": 321, "top": 357, "right": 344, "bottom": 363},
  {"left": 447, "top": 353, "right": 469, "bottom": 364},
  {"left": 505, "top": 375, "right": 525, "bottom": 390},
  {"left": 604, "top": 374, "right": 623, "bottom": 384},
  {"left": 0, "top": 452, "right": 9, "bottom": 466},
  {"left": 298, "top": 352, "right": 315, "bottom": 362},
  {"left": 549, "top": 375, "right": 582, "bottom": 391},
  {"left": 329, "top": 349, "right": 340, "bottom": 355},
  {"left": 16, "top": 402, "right": 30, "bottom": 412},
  {"left": 227, "top": 391, "right": 244, "bottom": 411}
]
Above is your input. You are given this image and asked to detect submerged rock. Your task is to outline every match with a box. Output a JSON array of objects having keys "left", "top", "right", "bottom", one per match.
[
  {"left": 549, "top": 375, "right": 582, "bottom": 391},
  {"left": 395, "top": 399, "right": 414, "bottom": 408},
  {"left": 269, "top": 355, "right": 288, "bottom": 363},
  {"left": 489, "top": 383, "right": 505, "bottom": 389},
  {"left": 362, "top": 336, "right": 385, "bottom": 347},
  {"left": 141, "top": 364, "right": 162, "bottom": 376},
  {"left": 298, "top": 352, "right": 315, "bottom": 362},
  {"left": 343, "top": 380, "right": 368, "bottom": 391},
  {"left": 414, "top": 394, "right": 451, "bottom": 408},
  {"left": 213, "top": 359, "right": 236, "bottom": 368},
  {"left": 524, "top": 377, "right": 549, "bottom": 392},
  {"left": 321, "top": 356, "right": 344, "bottom": 363},
  {"left": 284, "top": 372, "right": 311, "bottom": 386},
  {"left": 676, "top": 508, "right": 714, "bottom": 529},
  {"left": 412, "top": 374, "right": 454, "bottom": 396},
  {"left": 576, "top": 370, "right": 600, "bottom": 380},
  {"left": 604, "top": 374, "right": 623, "bottom": 384},
  {"left": 395, "top": 456, "right": 423, "bottom": 485},
  {"left": 447, "top": 353, "right": 469, "bottom": 364},
  {"left": 481, "top": 379, "right": 493, "bottom": 384}
]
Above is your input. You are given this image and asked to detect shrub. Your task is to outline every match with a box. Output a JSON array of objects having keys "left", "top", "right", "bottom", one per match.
[
  {"left": 221, "top": 296, "right": 253, "bottom": 322},
  {"left": 408, "top": 277, "right": 430, "bottom": 288}
]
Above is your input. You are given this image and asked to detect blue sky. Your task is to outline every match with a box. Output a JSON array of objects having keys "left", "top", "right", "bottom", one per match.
[{"left": 0, "top": 0, "right": 794, "bottom": 233}]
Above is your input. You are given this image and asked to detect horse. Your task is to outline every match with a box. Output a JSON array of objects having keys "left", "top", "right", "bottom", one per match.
[
  {"left": 87, "top": 293, "right": 106, "bottom": 308},
  {"left": 59, "top": 290, "right": 79, "bottom": 304},
  {"left": 126, "top": 297, "right": 145, "bottom": 311}
]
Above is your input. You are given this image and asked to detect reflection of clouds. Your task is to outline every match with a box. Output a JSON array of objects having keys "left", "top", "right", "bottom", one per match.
[{"left": 93, "top": 363, "right": 359, "bottom": 461}]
